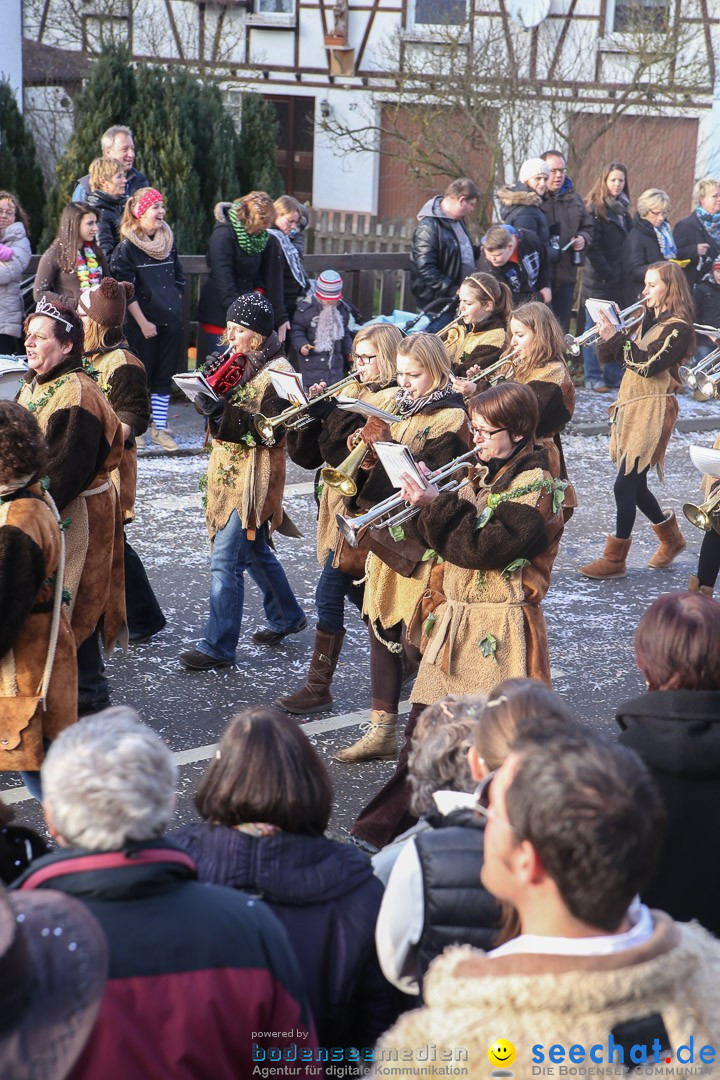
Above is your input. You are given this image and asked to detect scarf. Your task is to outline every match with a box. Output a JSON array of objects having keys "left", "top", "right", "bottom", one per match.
[
  {"left": 228, "top": 206, "right": 268, "bottom": 254},
  {"left": 653, "top": 220, "right": 677, "bottom": 259},
  {"left": 124, "top": 220, "right": 174, "bottom": 260},
  {"left": 394, "top": 379, "right": 456, "bottom": 418},
  {"left": 695, "top": 205, "right": 720, "bottom": 246},
  {"left": 604, "top": 194, "right": 630, "bottom": 229},
  {"left": 313, "top": 303, "right": 345, "bottom": 355},
  {"left": 267, "top": 227, "right": 307, "bottom": 288}
]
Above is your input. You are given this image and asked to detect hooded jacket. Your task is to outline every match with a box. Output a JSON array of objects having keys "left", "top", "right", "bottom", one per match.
[
  {"left": 410, "top": 196, "right": 478, "bottom": 310},
  {"left": 541, "top": 176, "right": 594, "bottom": 287},
  {"left": 171, "top": 824, "right": 399, "bottom": 1050},
  {"left": 497, "top": 183, "right": 550, "bottom": 251},
  {"left": 0, "top": 220, "right": 32, "bottom": 339},
  {"left": 617, "top": 688, "right": 720, "bottom": 934},
  {"left": 86, "top": 189, "right": 126, "bottom": 260}
]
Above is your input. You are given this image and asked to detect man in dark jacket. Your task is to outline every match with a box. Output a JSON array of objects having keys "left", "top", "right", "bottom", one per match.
[
  {"left": 541, "top": 150, "right": 594, "bottom": 331},
  {"left": 410, "top": 178, "right": 480, "bottom": 329},
  {"left": 476, "top": 224, "right": 550, "bottom": 306},
  {"left": 72, "top": 125, "right": 148, "bottom": 202},
  {"left": 14, "top": 708, "right": 318, "bottom": 1079}
]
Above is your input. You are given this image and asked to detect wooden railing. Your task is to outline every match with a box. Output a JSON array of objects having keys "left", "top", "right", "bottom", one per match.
[{"left": 25, "top": 251, "right": 414, "bottom": 369}]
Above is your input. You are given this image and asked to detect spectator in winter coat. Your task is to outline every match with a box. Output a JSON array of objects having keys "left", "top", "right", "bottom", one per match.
[
  {"left": 72, "top": 125, "right": 148, "bottom": 203},
  {"left": 622, "top": 189, "right": 696, "bottom": 306},
  {"left": 290, "top": 269, "right": 353, "bottom": 390},
  {"left": 693, "top": 256, "right": 720, "bottom": 360},
  {"left": 14, "top": 708, "right": 319, "bottom": 1080},
  {"left": 33, "top": 202, "right": 108, "bottom": 310},
  {"left": 540, "top": 150, "right": 594, "bottom": 331},
  {"left": 269, "top": 194, "right": 309, "bottom": 322},
  {"left": 410, "top": 178, "right": 480, "bottom": 330},
  {"left": 673, "top": 177, "right": 720, "bottom": 289},
  {"left": 496, "top": 158, "right": 550, "bottom": 254},
  {"left": 86, "top": 156, "right": 127, "bottom": 260},
  {"left": 476, "top": 224, "right": 550, "bottom": 307},
  {"left": 0, "top": 191, "right": 32, "bottom": 354},
  {"left": 172, "top": 706, "right": 400, "bottom": 1051}
]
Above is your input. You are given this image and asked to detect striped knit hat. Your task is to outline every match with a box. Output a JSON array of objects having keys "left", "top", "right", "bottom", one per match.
[{"left": 314, "top": 270, "right": 343, "bottom": 302}]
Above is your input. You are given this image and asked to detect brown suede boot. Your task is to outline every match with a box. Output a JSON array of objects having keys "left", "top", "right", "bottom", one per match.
[
  {"left": 648, "top": 511, "right": 686, "bottom": 568},
  {"left": 578, "top": 535, "right": 631, "bottom": 579},
  {"left": 689, "top": 575, "right": 715, "bottom": 598},
  {"left": 275, "top": 628, "right": 345, "bottom": 715},
  {"left": 334, "top": 710, "right": 398, "bottom": 764}
]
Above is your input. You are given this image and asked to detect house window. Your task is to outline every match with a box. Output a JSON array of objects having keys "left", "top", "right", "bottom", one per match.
[
  {"left": 254, "top": 0, "right": 296, "bottom": 15},
  {"left": 411, "top": 0, "right": 467, "bottom": 27},
  {"left": 247, "top": 0, "right": 297, "bottom": 25},
  {"left": 609, "top": 0, "right": 670, "bottom": 32}
]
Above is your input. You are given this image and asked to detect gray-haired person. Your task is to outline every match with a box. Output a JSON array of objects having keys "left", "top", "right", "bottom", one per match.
[{"left": 72, "top": 125, "right": 149, "bottom": 202}]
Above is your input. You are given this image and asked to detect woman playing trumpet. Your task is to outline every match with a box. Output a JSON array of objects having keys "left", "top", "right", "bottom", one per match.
[
  {"left": 276, "top": 323, "right": 401, "bottom": 714},
  {"left": 579, "top": 261, "right": 694, "bottom": 579},
  {"left": 334, "top": 333, "right": 471, "bottom": 765},
  {"left": 437, "top": 273, "right": 511, "bottom": 376}
]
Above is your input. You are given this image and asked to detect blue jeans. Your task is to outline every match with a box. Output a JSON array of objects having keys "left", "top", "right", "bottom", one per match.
[
  {"left": 200, "top": 514, "right": 305, "bottom": 661},
  {"left": 315, "top": 551, "right": 364, "bottom": 632},
  {"left": 583, "top": 344, "right": 623, "bottom": 389}
]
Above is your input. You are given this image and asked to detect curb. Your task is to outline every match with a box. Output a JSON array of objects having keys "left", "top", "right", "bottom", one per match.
[{"left": 569, "top": 415, "right": 720, "bottom": 437}]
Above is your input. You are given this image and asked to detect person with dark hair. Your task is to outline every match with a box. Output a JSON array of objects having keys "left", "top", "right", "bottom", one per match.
[
  {"left": 0, "top": 190, "right": 32, "bottom": 355},
  {"left": 438, "top": 272, "right": 510, "bottom": 378},
  {"left": 0, "top": 402, "right": 78, "bottom": 781},
  {"left": 410, "top": 178, "right": 480, "bottom": 331},
  {"left": 617, "top": 591, "right": 720, "bottom": 933},
  {"left": 579, "top": 261, "right": 694, "bottom": 579},
  {"left": 375, "top": 730, "right": 720, "bottom": 1073},
  {"left": 539, "top": 150, "right": 593, "bottom": 332},
  {"left": 17, "top": 298, "right": 125, "bottom": 725},
  {"left": 351, "top": 381, "right": 566, "bottom": 850},
  {"left": 579, "top": 163, "right": 632, "bottom": 391},
  {"left": 33, "top": 202, "right": 108, "bottom": 310},
  {"left": 78, "top": 278, "right": 164, "bottom": 644},
  {"left": 476, "top": 224, "right": 550, "bottom": 307},
  {"left": 0, "top": 796, "right": 48, "bottom": 883},
  {"left": 172, "top": 706, "right": 399, "bottom": 1051}
]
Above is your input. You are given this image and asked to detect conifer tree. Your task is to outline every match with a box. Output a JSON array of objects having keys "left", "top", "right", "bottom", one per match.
[
  {"left": 0, "top": 80, "right": 46, "bottom": 248},
  {"left": 236, "top": 94, "right": 283, "bottom": 199}
]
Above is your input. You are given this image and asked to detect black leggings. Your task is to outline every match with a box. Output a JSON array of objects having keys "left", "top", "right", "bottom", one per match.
[
  {"left": 698, "top": 529, "right": 720, "bottom": 589},
  {"left": 614, "top": 464, "right": 665, "bottom": 539}
]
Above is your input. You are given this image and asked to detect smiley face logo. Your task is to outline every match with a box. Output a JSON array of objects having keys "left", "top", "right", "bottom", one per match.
[{"left": 488, "top": 1039, "right": 516, "bottom": 1069}]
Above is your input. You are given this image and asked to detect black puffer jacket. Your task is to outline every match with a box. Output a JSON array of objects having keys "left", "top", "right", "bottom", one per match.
[
  {"left": 110, "top": 234, "right": 184, "bottom": 327},
  {"left": 674, "top": 211, "right": 720, "bottom": 288},
  {"left": 410, "top": 196, "right": 478, "bottom": 310},
  {"left": 617, "top": 688, "right": 720, "bottom": 935},
  {"left": 497, "top": 184, "right": 550, "bottom": 251},
  {"left": 87, "top": 189, "right": 126, "bottom": 260}
]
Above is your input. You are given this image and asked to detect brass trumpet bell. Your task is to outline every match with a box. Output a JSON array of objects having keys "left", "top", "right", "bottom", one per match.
[
  {"left": 321, "top": 440, "right": 369, "bottom": 497},
  {"left": 253, "top": 372, "right": 358, "bottom": 445},
  {"left": 683, "top": 488, "right": 720, "bottom": 532},
  {"left": 564, "top": 299, "right": 646, "bottom": 355}
]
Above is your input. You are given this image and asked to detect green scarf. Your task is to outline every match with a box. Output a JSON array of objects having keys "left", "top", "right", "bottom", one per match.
[{"left": 228, "top": 206, "right": 268, "bottom": 254}]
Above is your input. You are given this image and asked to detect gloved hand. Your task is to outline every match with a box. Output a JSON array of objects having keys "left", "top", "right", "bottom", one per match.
[
  {"left": 195, "top": 392, "right": 225, "bottom": 420},
  {"left": 0, "top": 244, "right": 14, "bottom": 262}
]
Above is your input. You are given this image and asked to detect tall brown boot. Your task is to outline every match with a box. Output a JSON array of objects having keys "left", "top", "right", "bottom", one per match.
[
  {"left": 275, "top": 628, "right": 345, "bottom": 715},
  {"left": 648, "top": 511, "right": 686, "bottom": 568},
  {"left": 689, "top": 575, "right": 715, "bottom": 598},
  {"left": 578, "top": 535, "right": 631, "bottom": 579},
  {"left": 334, "top": 710, "right": 398, "bottom": 764}
]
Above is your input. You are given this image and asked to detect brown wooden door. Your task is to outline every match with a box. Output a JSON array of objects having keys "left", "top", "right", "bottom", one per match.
[{"left": 266, "top": 95, "right": 314, "bottom": 203}]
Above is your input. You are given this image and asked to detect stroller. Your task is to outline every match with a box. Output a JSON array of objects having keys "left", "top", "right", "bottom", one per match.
[{"left": 365, "top": 295, "right": 458, "bottom": 335}]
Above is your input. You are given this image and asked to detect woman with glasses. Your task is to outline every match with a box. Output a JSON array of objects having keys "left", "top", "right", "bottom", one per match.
[
  {"left": 351, "top": 381, "right": 566, "bottom": 851},
  {"left": 277, "top": 323, "right": 401, "bottom": 714},
  {"left": 437, "top": 273, "right": 511, "bottom": 378},
  {"left": 622, "top": 189, "right": 696, "bottom": 305},
  {"left": 579, "top": 261, "right": 694, "bottom": 580}
]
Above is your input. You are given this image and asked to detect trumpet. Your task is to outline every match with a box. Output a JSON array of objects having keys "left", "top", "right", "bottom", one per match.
[
  {"left": 336, "top": 449, "right": 478, "bottom": 547},
  {"left": 254, "top": 372, "right": 358, "bottom": 445},
  {"left": 321, "top": 437, "right": 372, "bottom": 498},
  {"left": 467, "top": 347, "right": 520, "bottom": 384},
  {"left": 679, "top": 347, "right": 720, "bottom": 391},
  {"left": 683, "top": 444, "right": 720, "bottom": 531},
  {"left": 564, "top": 300, "right": 646, "bottom": 355}
]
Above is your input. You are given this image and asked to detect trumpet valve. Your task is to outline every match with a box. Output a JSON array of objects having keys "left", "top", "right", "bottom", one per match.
[{"left": 564, "top": 333, "right": 581, "bottom": 356}]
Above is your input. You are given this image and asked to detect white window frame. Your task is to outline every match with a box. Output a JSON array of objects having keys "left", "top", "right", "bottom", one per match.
[
  {"left": 407, "top": 0, "right": 469, "bottom": 30},
  {"left": 247, "top": 0, "right": 297, "bottom": 29},
  {"left": 604, "top": 0, "right": 671, "bottom": 34}
]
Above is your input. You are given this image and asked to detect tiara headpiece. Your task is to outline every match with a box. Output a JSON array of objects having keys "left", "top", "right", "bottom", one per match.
[{"left": 34, "top": 296, "right": 75, "bottom": 333}]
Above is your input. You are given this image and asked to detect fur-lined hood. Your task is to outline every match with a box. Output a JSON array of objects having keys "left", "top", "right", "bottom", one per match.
[
  {"left": 214, "top": 201, "right": 232, "bottom": 224},
  {"left": 497, "top": 183, "right": 542, "bottom": 208}
]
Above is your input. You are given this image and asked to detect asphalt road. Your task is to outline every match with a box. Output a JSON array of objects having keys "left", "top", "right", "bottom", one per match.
[{"left": 4, "top": 391, "right": 718, "bottom": 840}]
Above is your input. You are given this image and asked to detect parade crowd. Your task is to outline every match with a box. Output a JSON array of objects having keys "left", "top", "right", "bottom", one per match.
[{"left": 2, "top": 128, "right": 720, "bottom": 1079}]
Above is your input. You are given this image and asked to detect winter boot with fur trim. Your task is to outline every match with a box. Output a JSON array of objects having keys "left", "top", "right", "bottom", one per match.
[
  {"left": 578, "top": 535, "right": 631, "bottom": 580},
  {"left": 276, "top": 628, "right": 345, "bottom": 714},
  {"left": 688, "top": 575, "right": 715, "bottom": 598},
  {"left": 648, "top": 511, "right": 686, "bottom": 568},
  {"left": 333, "top": 710, "right": 398, "bottom": 764}
]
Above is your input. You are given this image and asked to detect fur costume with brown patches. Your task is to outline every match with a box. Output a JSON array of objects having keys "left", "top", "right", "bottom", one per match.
[
  {"left": 17, "top": 360, "right": 126, "bottom": 651},
  {"left": 0, "top": 486, "right": 77, "bottom": 771},
  {"left": 438, "top": 314, "right": 508, "bottom": 375},
  {"left": 408, "top": 441, "right": 563, "bottom": 702},
  {"left": 373, "top": 914, "right": 720, "bottom": 1080},
  {"left": 205, "top": 356, "right": 296, "bottom": 540},
  {"left": 87, "top": 345, "right": 150, "bottom": 521},
  {"left": 599, "top": 316, "right": 692, "bottom": 477}
]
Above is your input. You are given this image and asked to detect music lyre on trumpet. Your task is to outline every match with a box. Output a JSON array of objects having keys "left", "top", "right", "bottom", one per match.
[
  {"left": 254, "top": 372, "right": 358, "bottom": 445},
  {"left": 684, "top": 444, "right": 720, "bottom": 532},
  {"left": 564, "top": 300, "right": 646, "bottom": 355}
]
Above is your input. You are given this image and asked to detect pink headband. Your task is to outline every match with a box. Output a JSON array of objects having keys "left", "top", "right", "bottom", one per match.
[{"left": 132, "top": 189, "right": 163, "bottom": 219}]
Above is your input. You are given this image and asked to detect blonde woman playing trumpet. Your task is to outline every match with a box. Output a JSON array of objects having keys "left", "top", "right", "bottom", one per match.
[{"left": 579, "top": 261, "right": 695, "bottom": 579}]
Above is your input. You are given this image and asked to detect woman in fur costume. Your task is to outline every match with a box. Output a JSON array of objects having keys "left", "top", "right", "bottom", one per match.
[{"left": 438, "top": 273, "right": 510, "bottom": 378}]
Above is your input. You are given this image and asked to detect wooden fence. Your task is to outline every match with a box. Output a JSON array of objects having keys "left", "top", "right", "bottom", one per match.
[
  {"left": 306, "top": 210, "right": 415, "bottom": 255},
  {"left": 25, "top": 252, "right": 415, "bottom": 369}
]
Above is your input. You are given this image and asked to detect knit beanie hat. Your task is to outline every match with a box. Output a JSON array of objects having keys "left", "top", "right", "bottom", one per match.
[
  {"left": 132, "top": 188, "right": 163, "bottom": 219},
  {"left": 226, "top": 292, "right": 274, "bottom": 337},
  {"left": 315, "top": 270, "right": 343, "bottom": 302},
  {"left": 78, "top": 278, "right": 135, "bottom": 327},
  {"left": 713, "top": 256, "right": 720, "bottom": 270},
  {"left": 519, "top": 158, "right": 550, "bottom": 184}
]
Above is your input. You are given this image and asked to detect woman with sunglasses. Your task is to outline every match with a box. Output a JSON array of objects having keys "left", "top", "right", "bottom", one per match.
[
  {"left": 350, "top": 380, "right": 565, "bottom": 850},
  {"left": 437, "top": 273, "right": 511, "bottom": 378},
  {"left": 277, "top": 323, "right": 401, "bottom": 714}
]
